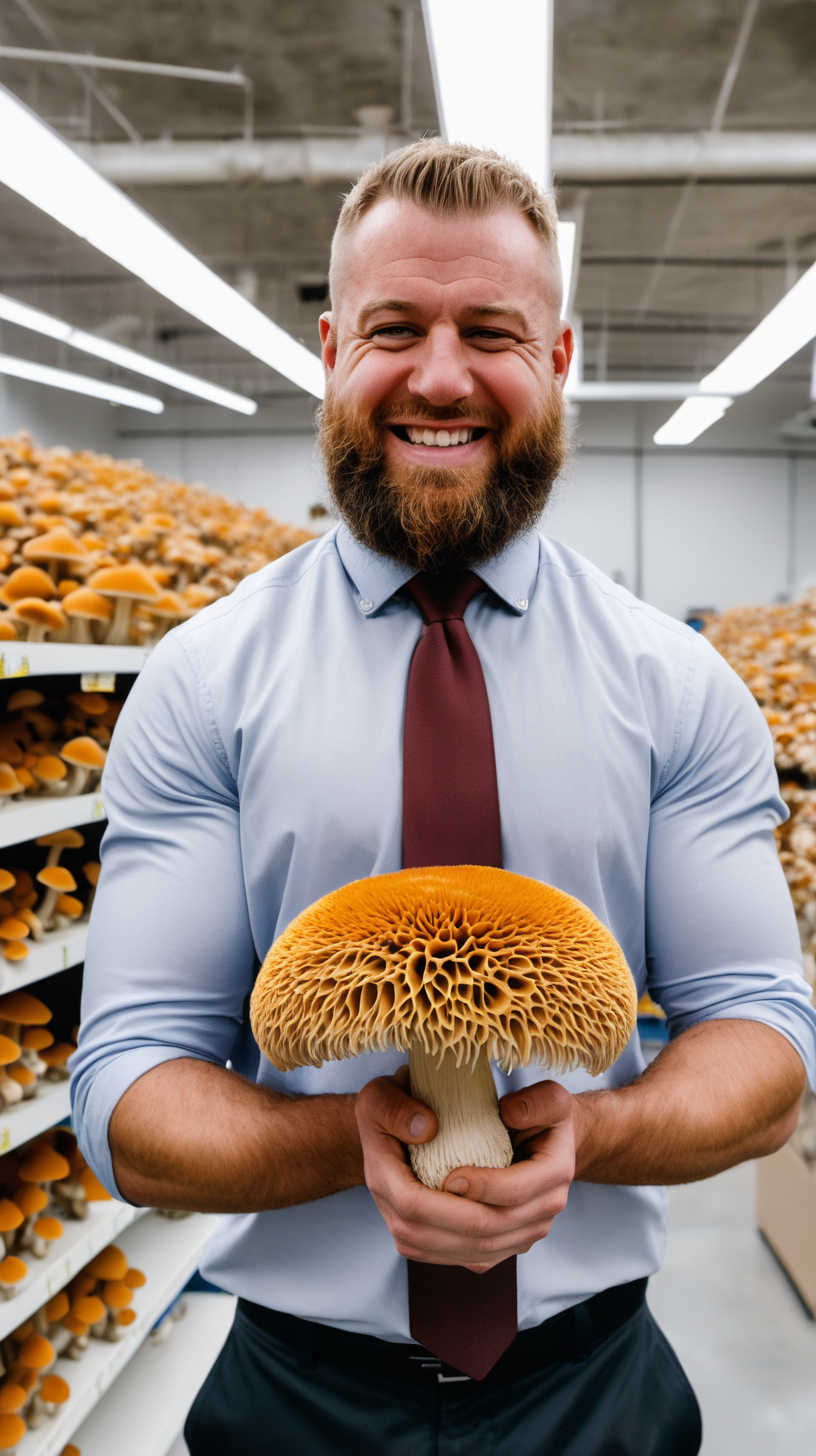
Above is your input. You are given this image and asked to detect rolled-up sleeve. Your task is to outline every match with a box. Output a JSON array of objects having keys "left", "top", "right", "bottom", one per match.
[
  {"left": 646, "top": 635, "right": 816, "bottom": 1082},
  {"left": 70, "top": 632, "right": 256, "bottom": 1197}
]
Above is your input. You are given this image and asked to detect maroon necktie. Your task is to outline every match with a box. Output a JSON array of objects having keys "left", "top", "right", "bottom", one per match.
[{"left": 402, "top": 569, "right": 517, "bottom": 1381}]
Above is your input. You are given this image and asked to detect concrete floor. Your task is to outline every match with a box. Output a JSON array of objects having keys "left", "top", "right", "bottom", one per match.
[{"left": 649, "top": 1161, "right": 816, "bottom": 1455}]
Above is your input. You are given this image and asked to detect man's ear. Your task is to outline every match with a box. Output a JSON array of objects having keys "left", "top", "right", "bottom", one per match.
[{"left": 319, "top": 313, "right": 336, "bottom": 372}]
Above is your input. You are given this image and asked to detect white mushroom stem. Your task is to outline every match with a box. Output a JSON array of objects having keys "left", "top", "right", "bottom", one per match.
[
  {"left": 67, "top": 617, "right": 93, "bottom": 643},
  {"left": 64, "top": 764, "right": 91, "bottom": 796},
  {"left": 104, "top": 596, "right": 135, "bottom": 645},
  {"left": 408, "top": 1042, "right": 514, "bottom": 1191},
  {"left": 37, "top": 886, "right": 61, "bottom": 930},
  {"left": 0, "top": 1069, "right": 23, "bottom": 1108}
]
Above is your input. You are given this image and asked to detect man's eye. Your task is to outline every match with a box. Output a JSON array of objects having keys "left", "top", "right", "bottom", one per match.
[{"left": 370, "top": 326, "right": 416, "bottom": 339}]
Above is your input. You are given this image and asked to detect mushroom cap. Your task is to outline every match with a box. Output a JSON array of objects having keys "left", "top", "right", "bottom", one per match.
[
  {"left": 0, "top": 919, "right": 29, "bottom": 942},
  {"left": 9, "top": 598, "right": 66, "bottom": 633},
  {"left": 88, "top": 563, "right": 162, "bottom": 601},
  {"left": 7, "top": 1064, "right": 35, "bottom": 1087},
  {"left": 36, "top": 865, "right": 76, "bottom": 892},
  {"left": 0, "top": 1200, "right": 23, "bottom": 1233},
  {"left": 61, "top": 1314, "right": 88, "bottom": 1336},
  {"left": 44, "top": 1291, "right": 69, "bottom": 1322},
  {"left": 0, "top": 1387, "right": 25, "bottom": 1416},
  {"left": 22, "top": 526, "right": 89, "bottom": 564},
  {"left": 88, "top": 1245, "right": 127, "bottom": 1281},
  {"left": 123, "top": 1266, "right": 146, "bottom": 1289},
  {"left": 17, "top": 1332, "right": 54, "bottom": 1368},
  {"left": 78, "top": 1165, "right": 111, "bottom": 1202},
  {"left": 67, "top": 691, "right": 109, "bottom": 717},
  {"left": 146, "top": 589, "right": 186, "bottom": 618},
  {"left": 54, "top": 895, "right": 83, "bottom": 919},
  {"left": 7, "top": 690, "right": 44, "bottom": 712},
  {"left": 21, "top": 1028, "right": 53, "bottom": 1050},
  {"left": 36, "top": 829, "right": 85, "bottom": 850},
  {"left": 0, "top": 1257, "right": 26, "bottom": 1286},
  {"left": 117, "top": 1307, "right": 137, "bottom": 1326},
  {"left": 102, "top": 1280, "right": 133, "bottom": 1310},
  {"left": 0, "top": 566, "right": 56, "bottom": 604},
  {"left": 31, "top": 755, "right": 67, "bottom": 783},
  {"left": 0, "top": 991, "right": 51, "bottom": 1025},
  {"left": 0, "top": 872, "right": 16, "bottom": 896},
  {"left": 61, "top": 587, "right": 113, "bottom": 621},
  {"left": 18, "top": 1144, "right": 70, "bottom": 1183},
  {"left": 13, "top": 1187, "right": 47, "bottom": 1216},
  {"left": 40, "top": 1043, "right": 75, "bottom": 1068},
  {"left": 0, "top": 1036, "right": 20, "bottom": 1068},
  {"left": 0, "top": 766, "right": 23, "bottom": 796},
  {"left": 71, "top": 1294, "right": 105, "bottom": 1325},
  {"left": 39, "top": 1374, "right": 70, "bottom": 1404},
  {"left": 2, "top": 942, "right": 27, "bottom": 963},
  {"left": 0, "top": 621, "right": 17, "bottom": 642},
  {"left": 60, "top": 736, "right": 107, "bottom": 770},
  {"left": 83, "top": 861, "right": 101, "bottom": 887},
  {"left": 33, "top": 1217, "right": 63, "bottom": 1242},
  {"left": 62, "top": 1447, "right": 81, "bottom": 1456},
  {"left": 0, "top": 1414, "right": 26, "bottom": 1449},
  {"left": 251, "top": 867, "right": 637, "bottom": 1076}
]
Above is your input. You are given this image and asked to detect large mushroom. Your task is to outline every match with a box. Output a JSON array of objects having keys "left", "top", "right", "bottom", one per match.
[
  {"left": 61, "top": 587, "right": 112, "bottom": 643},
  {"left": 0, "top": 567, "right": 56, "bottom": 607},
  {"left": 35, "top": 866, "right": 77, "bottom": 928},
  {"left": 36, "top": 829, "right": 84, "bottom": 869},
  {"left": 87, "top": 563, "right": 162, "bottom": 645},
  {"left": 22, "top": 526, "right": 91, "bottom": 583},
  {"left": 7, "top": 599, "right": 66, "bottom": 644},
  {"left": 59, "top": 737, "right": 106, "bottom": 796},
  {"left": 251, "top": 867, "right": 637, "bottom": 1190}
]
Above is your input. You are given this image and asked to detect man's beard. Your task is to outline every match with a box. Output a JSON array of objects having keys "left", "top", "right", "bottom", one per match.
[{"left": 317, "top": 389, "right": 570, "bottom": 574}]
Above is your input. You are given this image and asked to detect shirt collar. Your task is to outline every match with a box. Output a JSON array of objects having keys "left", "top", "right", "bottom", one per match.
[{"left": 335, "top": 522, "right": 539, "bottom": 617}]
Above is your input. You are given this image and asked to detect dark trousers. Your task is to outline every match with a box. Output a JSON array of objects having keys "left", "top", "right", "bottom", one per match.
[{"left": 184, "top": 1300, "right": 702, "bottom": 1455}]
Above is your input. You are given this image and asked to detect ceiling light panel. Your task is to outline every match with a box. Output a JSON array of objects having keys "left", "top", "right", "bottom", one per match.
[
  {"left": 700, "top": 259, "right": 816, "bottom": 397},
  {"left": 653, "top": 396, "right": 733, "bottom": 446},
  {"left": 0, "top": 293, "right": 257, "bottom": 415},
  {"left": 0, "top": 85, "right": 324, "bottom": 400},
  {"left": 0, "top": 353, "right": 163, "bottom": 413}
]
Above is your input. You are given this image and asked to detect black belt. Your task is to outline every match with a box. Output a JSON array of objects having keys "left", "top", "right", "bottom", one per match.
[{"left": 239, "top": 1276, "right": 647, "bottom": 1386}]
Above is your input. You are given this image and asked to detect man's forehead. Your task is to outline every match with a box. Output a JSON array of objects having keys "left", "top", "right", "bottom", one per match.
[{"left": 334, "top": 199, "right": 558, "bottom": 313}]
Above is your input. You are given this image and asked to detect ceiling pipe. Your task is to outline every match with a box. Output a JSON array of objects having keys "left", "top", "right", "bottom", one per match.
[{"left": 72, "top": 130, "right": 816, "bottom": 188}]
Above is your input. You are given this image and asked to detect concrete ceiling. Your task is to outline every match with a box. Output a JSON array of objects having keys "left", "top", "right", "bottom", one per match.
[{"left": 0, "top": 0, "right": 815, "bottom": 409}]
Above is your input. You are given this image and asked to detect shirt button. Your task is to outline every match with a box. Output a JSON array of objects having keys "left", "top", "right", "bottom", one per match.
[
  {"left": 515, "top": 597, "right": 528, "bottom": 610},
  {"left": 359, "top": 598, "right": 374, "bottom": 613}
]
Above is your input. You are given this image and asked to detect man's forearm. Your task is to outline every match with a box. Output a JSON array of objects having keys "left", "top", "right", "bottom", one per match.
[
  {"left": 571, "top": 1018, "right": 805, "bottom": 1185},
  {"left": 109, "top": 1058, "right": 364, "bottom": 1211}
]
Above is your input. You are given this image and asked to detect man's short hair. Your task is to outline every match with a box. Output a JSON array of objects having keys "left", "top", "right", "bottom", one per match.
[{"left": 330, "top": 138, "right": 560, "bottom": 294}]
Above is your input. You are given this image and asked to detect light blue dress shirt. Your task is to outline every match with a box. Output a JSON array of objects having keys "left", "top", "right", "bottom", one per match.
[{"left": 71, "top": 524, "right": 816, "bottom": 1341}]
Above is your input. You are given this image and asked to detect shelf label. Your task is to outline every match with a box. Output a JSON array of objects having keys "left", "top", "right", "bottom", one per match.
[
  {"left": 0, "top": 651, "right": 29, "bottom": 679},
  {"left": 0, "top": 1125, "right": 10, "bottom": 1154},
  {"left": 81, "top": 672, "right": 116, "bottom": 692},
  {"left": 92, "top": 794, "right": 105, "bottom": 820}
]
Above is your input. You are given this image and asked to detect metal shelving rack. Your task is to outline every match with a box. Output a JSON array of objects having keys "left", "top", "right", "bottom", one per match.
[{"left": 0, "top": 645, "right": 225, "bottom": 1455}]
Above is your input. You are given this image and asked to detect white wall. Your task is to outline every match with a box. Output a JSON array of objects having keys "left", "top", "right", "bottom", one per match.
[{"left": 0, "top": 375, "right": 118, "bottom": 455}]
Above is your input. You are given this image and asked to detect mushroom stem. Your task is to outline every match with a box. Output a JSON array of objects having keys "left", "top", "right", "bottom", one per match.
[
  {"left": 408, "top": 1043, "right": 513, "bottom": 1191},
  {"left": 64, "top": 764, "right": 90, "bottom": 797},
  {"left": 104, "top": 596, "right": 133, "bottom": 646},
  {"left": 24, "top": 623, "right": 48, "bottom": 644},
  {"left": 67, "top": 618, "right": 92, "bottom": 644},
  {"left": 37, "top": 887, "right": 59, "bottom": 931}
]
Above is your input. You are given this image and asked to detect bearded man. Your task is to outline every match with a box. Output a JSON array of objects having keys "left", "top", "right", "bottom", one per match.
[{"left": 72, "top": 141, "right": 814, "bottom": 1456}]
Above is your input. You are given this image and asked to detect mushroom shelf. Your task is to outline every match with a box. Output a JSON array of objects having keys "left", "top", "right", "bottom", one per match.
[
  {"left": 69, "top": 1291, "right": 236, "bottom": 1456},
  {"left": 0, "top": 922, "right": 87, "bottom": 995},
  {"left": 0, "top": 1199, "right": 148, "bottom": 1343},
  {"left": 0, "top": 643, "right": 149, "bottom": 679},
  {"left": 0, "top": 792, "right": 104, "bottom": 852},
  {"left": 0, "top": 1078, "right": 71, "bottom": 1155},
  {"left": 11, "top": 1210, "right": 221, "bottom": 1456}
]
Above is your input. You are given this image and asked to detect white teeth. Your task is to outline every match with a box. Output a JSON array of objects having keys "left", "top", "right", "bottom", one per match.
[{"left": 405, "top": 426, "right": 475, "bottom": 446}]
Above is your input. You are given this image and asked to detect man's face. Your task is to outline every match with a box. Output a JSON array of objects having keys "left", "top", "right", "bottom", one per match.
[{"left": 318, "top": 199, "right": 574, "bottom": 571}]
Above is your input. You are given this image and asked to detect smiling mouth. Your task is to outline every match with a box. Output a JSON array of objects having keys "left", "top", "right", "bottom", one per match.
[{"left": 388, "top": 425, "right": 488, "bottom": 448}]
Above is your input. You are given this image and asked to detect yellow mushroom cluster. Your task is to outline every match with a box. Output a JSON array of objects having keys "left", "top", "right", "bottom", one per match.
[
  {"left": 0, "top": 991, "right": 76, "bottom": 1107},
  {"left": 0, "top": 686, "right": 117, "bottom": 809},
  {"left": 0, "top": 430, "right": 314, "bottom": 645},
  {"left": 703, "top": 594, "right": 816, "bottom": 978},
  {"left": 0, "top": 1223, "right": 144, "bottom": 1448}
]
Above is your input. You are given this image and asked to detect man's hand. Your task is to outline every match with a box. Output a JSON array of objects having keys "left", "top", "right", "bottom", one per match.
[{"left": 355, "top": 1069, "right": 575, "bottom": 1271}]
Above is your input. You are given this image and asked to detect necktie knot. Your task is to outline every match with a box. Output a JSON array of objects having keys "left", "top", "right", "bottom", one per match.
[{"left": 406, "top": 570, "right": 485, "bottom": 626}]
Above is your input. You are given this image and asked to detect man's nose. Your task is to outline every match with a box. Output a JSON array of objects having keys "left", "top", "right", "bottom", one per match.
[{"left": 406, "top": 326, "right": 474, "bottom": 407}]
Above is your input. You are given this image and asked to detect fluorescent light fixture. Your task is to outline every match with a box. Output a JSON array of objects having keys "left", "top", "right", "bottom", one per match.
[
  {"left": 653, "top": 396, "right": 732, "bottom": 446},
  {"left": 700, "top": 258, "right": 816, "bottom": 397},
  {"left": 421, "top": 0, "right": 553, "bottom": 186},
  {"left": 568, "top": 382, "right": 708, "bottom": 402},
  {"left": 0, "top": 353, "right": 163, "bottom": 412},
  {"left": 0, "top": 292, "right": 257, "bottom": 414},
  {"left": 0, "top": 84, "right": 324, "bottom": 399}
]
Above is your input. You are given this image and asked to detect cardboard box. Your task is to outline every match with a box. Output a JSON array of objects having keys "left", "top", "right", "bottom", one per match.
[{"left": 756, "top": 1141, "right": 816, "bottom": 1315}]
